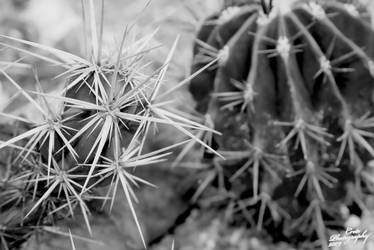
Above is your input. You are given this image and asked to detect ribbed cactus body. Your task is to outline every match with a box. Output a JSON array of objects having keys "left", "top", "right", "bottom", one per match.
[{"left": 190, "top": 1, "right": 374, "bottom": 248}]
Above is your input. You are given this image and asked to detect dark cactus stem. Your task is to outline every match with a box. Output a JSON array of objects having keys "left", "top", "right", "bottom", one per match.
[
  {"left": 260, "top": 0, "right": 273, "bottom": 15},
  {"left": 190, "top": 1, "right": 374, "bottom": 249}
]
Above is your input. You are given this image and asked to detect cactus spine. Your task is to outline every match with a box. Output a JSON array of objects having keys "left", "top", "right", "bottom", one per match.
[{"left": 0, "top": 2, "right": 215, "bottom": 249}]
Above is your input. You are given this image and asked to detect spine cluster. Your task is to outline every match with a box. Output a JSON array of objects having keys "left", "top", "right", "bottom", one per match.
[{"left": 0, "top": 2, "right": 214, "bottom": 249}]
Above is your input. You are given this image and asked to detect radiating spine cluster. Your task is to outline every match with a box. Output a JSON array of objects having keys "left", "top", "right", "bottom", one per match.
[{"left": 0, "top": 1, "right": 217, "bottom": 249}]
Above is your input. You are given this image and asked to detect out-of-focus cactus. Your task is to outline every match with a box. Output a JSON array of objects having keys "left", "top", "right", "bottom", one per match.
[{"left": 190, "top": 0, "right": 374, "bottom": 249}]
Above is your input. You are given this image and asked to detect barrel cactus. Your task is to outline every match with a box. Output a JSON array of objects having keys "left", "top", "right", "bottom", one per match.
[{"left": 189, "top": 0, "right": 374, "bottom": 249}]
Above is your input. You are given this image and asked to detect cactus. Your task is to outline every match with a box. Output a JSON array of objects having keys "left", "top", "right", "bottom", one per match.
[
  {"left": 189, "top": 0, "right": 374, "bottom": 249},
  {"left": 0, "top": 1, "right": 217, "bottom": 249}
]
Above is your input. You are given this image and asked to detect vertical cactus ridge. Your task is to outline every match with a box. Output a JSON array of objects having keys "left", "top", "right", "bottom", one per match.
[{"left": 190, "top": 0, "right": 374, "bottom": 249}]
